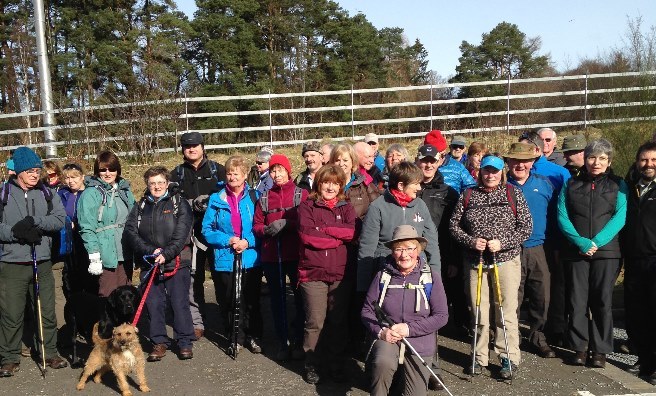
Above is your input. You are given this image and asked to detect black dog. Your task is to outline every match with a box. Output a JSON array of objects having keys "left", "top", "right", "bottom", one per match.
[{"left": 97, "top": 285, "right": 140, "bottom": 339}]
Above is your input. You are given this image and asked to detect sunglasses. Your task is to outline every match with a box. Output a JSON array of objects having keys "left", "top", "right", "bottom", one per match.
[
  {"left": 256, "top": 161, "right": 266, "bottom": 165},
  {"left": 450, "top": 145, "right": 465, "bottom": 150},
  {"left": 47, "top": 172, "right": 58, "bottom": 177},
  {"left": 543, "top": 138, "right": 553, "bottom": 143},
  {"left": 98, "top": 168, "right": 118, "bottom": 173},
  {"left": 63, "top": 163, "right": 82, "bottom": 172},
  {"left": 367, "top": 141, "right": 377, "bottom": 146}
]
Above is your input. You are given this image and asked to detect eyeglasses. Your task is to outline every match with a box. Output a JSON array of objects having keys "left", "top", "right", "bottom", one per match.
[
  {"left": 47, "top": 172, "right": 58, "bottom": 177},
  {"left": 367, "top": 141, "right": 377, "bottom": 146},
  {"left": 63, "top": 163, "right": 82, "bottom": 172},
  {"left": 256, "top": 161, "right": 266, "bottom": 165},
  {"left": 451, "top": 145, "right": 465, "bottom": 150},
  {"left": 148, "top": 181, "right": 168, "bottom": 187},
  {"left": 25, "top": 169, "right": 41, "bottom": 175},
  {"left": 392, "top": 246, "right": 417, "bottom": 254},
  {"left": 543, "top": 138, "right": 553, "bottom": 143},
  {"left": 98, "top": 168, "right": 117, "bottom": 173}
]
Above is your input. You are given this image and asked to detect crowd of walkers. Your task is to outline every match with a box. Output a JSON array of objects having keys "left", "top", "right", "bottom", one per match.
[{"left": 0, "top": 127, "right": 655, "bottom": 395}]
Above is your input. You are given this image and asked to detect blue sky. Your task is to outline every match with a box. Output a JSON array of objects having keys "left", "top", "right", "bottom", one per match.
[{"left": 176, "top": 0, "right": 656, "bottom": 78}]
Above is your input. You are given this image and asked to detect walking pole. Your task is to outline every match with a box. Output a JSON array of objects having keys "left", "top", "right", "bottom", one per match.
[
  {"left": 374, "top": 305, "right": 454, "bottom": 396},
  {"left": 31, "top": 245, "right": 47, "bottom": 378},
  {"left": 470, "top": 251, "right": 484, "bottom": 380},
  {"left": 277, "top": 237, "right": 288, "bottom": 351},
  {"left": 492, "top": 252, "right": 512, "bottom": 383},
  {"left": 227, "top": 252, "right": 242, "bottom": 359}
]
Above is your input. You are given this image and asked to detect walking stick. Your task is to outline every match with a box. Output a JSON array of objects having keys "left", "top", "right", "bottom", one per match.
[
  {"left": 277, "top": 237, "right": 288, "bottom": 350},
  {"left": 492, "top": 252, "right": 512, "bottom": 383},
  {"left": 470, "top": 251, "right": 484, "bottom": 380},
  {"left": 31, "top": 245, "right": 47, "bottom": 378},
  {"left": 374, "top": 305, "right": 454, "bottom": 396},
  {"left": 227, "top": 253, "right": 242, "bottom": 359}
]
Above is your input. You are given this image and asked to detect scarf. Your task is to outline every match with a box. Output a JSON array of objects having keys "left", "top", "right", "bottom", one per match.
[
  {"left": 390, "top": 189, "right": 413, "bottom": 207},
  {"left": 322, "top": 197, "right": 338, "bottom": 209}
]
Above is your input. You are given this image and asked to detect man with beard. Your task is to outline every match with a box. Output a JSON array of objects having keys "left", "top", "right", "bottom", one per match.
[{"left": 295, "top": 142, "right": 323, "bottom": 192}]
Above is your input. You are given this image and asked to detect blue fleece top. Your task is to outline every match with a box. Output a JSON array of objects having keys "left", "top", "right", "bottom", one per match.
[
  {"left": 439, "top": 156, "right": 476, "bottom": 195},
  {"left": 532, "top": 155, "right": 570, "bottom": 192},
  {"left": 374, "top": 152, "right": 385, "bottom": 172},
  {"left": 508, "top": 173, "right": 555, "bottom": 248}
]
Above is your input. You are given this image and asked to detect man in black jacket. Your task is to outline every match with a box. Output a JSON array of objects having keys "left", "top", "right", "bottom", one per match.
[
  {"left": 170, "top": 132, "right": 226, "bottom": 340},
  {"left": 622, "top": 141, "right": 656, "bottom": 384}
]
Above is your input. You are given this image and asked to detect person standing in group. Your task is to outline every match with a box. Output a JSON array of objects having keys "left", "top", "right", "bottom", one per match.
[
  {"left": 447, "top": 135, "right": 468, "bottom": 165},
  {"left": 124, "top": 166, "right": 195, "bottom": 361},
  {"left": 466, "top": 142, "right": 488, "bottom": 180},
  {"left": 253, "top": 154, "right": 308, "bottom": 360},
  {"left": 561, "top": 135, "right": 587, "bottom": 177},
  {"left": 41, "top": 161, "right": 63, "bottom": 190},
  {"left": 622, "top": 141, "right": 656, "bottom": 384},
  {"left": 297, "top": 164, "right": 356, "bottom": 384},
  {"left": 170, "top": 131, "right": 226, "bottom": 340},
  {"left": 557, "top": 139, "right": 627, "bottom": 368},
  {"left": 252, "top": 149, "right": 274, "bottom": 194},
  {"left": 202, "top": 156, "right": 262, "bottom": 354},
  {"left": 364, "top": 133, "right": 385, "bottom": 173},
  {"left": 295, "top": 142, "right": 324, "bottom": 192},
  {"left": 537, "top": 127, "right": 567, "bottom": 166},
  {"left": 353, "top": 141, "right": 382, "bottom": 189},
  {"left": 450, "top": 155, "right": 532, "bottom": 379},
  {"left": 77, "top": 151, "right": 136, "bottom": 299},
  {"left": 0, "top": 147, "right": 68, "bottom": 377},
  {"left": 424, "top": 130, "right": 477, "bottom": 195},
  {"left": 320, "top": 143, "right": 334, "bottom": 165}
]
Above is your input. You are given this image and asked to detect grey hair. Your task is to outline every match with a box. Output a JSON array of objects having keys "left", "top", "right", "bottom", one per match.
[
  {"left": 584, "top": 139, "right": 613, "bottom": 160},
  {"left": 536, "top": 127, "right": 556, "bottom": 138},
  {"left": 386, "top": 143, "right": 409, "bottom": 160},
  {"left": 520, "top": 131, "right": 544, "bottom": 151}
]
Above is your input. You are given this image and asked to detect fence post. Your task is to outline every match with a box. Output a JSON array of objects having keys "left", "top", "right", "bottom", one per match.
[
  {"left": 430, "top": 83, "right": 433, "bottom": 131},
  {"left": 506, "top": 73, "right": 511, "bottom": 134},
  {"left": 268, "top": 89, "right": 273, "bottom": 146},
  {"left": 351, "top": 84, "right": 355, "bottom": 139},
  {"left": 584, "top": 73, "right": 589, "bottom": 129}
]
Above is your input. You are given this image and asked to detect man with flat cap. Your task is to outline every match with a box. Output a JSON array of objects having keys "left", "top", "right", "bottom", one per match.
[{"left": 171, "top": 132, "right": 226, "bottom": 340}]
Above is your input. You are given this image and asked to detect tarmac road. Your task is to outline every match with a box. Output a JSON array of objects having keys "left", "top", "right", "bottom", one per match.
[{"left": 2, "top": 265, "right": 655, "bottom": 396}]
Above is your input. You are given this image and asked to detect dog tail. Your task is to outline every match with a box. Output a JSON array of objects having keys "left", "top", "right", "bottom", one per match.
[{"left": 91, "top": 322, "right": 102, "bottom": 345}]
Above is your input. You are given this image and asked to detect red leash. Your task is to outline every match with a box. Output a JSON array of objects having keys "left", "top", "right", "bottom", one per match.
[{"left": 132, "top": 261, "right": 159, "bottom": 327}]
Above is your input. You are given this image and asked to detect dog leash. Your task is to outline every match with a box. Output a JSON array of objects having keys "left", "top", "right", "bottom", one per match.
[{"left": 132, "top": 254, "right": 160, "bottom": 327}]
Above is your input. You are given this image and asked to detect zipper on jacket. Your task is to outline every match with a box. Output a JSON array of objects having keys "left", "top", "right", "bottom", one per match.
[{"left": 589, "top": 181, "right": 595, "bottom": 237}]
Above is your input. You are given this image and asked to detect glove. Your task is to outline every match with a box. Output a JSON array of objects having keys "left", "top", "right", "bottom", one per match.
[
  {"left": 264, "top": 219, "right": 287, "bottom": 236},
  {"left": 11, "top": 216, "right": 35, "bottom": 240},
  {"left": 21, "top": 227, "right": 42, "bottom": 245},
  {"left": 192, "top": 195, "right": 210, "bottom": 212},
  {"left": 88, "top": 252, "right": 103, "bottom": 275}
]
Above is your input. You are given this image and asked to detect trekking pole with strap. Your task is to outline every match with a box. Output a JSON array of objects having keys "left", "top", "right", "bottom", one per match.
[
  {"left": 492, "top": 252, "right": 512, "bottom": 383},
  {"left": 227, "top": 252, "right": 242, "bottom": 359},
  {"left": 470, "top": 251, "right": 484, "bottom": 381},
  {"left": 374, "top": 305, "right": 454, "bottom": 396},
  {"left": 31, "top": 245, "right": 47, "bottom": 378},
  {"left": 131, "top": 254, "right": 160, "bottom": 327}
]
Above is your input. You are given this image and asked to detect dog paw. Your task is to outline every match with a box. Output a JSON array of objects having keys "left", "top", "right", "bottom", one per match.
[
  {"left": 139, "top": 385, "right": 151, "bottom": 392},
  {"left": 76, "top": 383, "right": 85, "bottom": 391},
  {"left": 93, "top": 374, "right": 102, "bottom": 383},
  {"left": 121, "top": 391, "right": 133, "bottom": 396}
]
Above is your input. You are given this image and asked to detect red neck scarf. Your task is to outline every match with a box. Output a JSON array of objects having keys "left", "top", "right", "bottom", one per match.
[
  {"left": 323, "top": 197, "right": 338, "bottom": 209},
  {"left": 390, "top": 189, "right": 413, "bottom": 207}
]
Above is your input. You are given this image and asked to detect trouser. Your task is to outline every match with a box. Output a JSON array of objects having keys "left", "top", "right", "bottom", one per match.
[
  {"left": 98, "top": 262, "right": 132, "bottom": 298},
  {"left": 467, "top": 255, "right": 522, "bottom": 366},
  {"left": 0, "top": 261, "right": 58, "bottom": 364},
  {"left": 262, "top": 261, "right": 304, "bottom": 347},
  {"left": 545, "top": 244, "right": 567, "bottom": 339},
  {"left": 518, "top": 245, "right": 551, "bottom": 348},
  {"left": 624, "top": 256, "right": 656, "bottom": 374},
  {"left": 369, "top": 340, "right": 433, "bottom": 396},
  {"left": 211, "top": 267, "right": 263, "bottom": 343},
  {"left": 141, "top": 267, "right": 194, "bottom": 349},
  {"left": 300, "top": 280, "right": 351, "bottom": 367},
  {"left": 189, "top": 246, "right": 211, "bottom": 331},
  {"left": 566, "top": 258, "right": 619, "bottom": 354}
]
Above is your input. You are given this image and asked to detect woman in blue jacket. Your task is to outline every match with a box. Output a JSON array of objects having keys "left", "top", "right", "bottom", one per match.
[{"left": 202, "top": 156, "right": 262, "bottom": 354}]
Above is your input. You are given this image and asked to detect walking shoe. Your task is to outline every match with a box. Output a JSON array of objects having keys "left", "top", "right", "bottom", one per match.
[
  {"left": 147, "top": 344, "right": 167, "bottom": 362},
  {"left": 537, "top": 345, "right": 556, "bottom": 359},
  {"left": 589, "top": 353, "right": 606, "bottom": 368},
  {"left": 45, "top": 356, "right": 68, "bottom": 369},
  {"left": 647, "top": 371, "right": 656, "bottom": 386},
  {"left": 626, "top": 362, "right": 641, "bottom": 375},
  {"left": 569, "top": 351, "right": 587, "bottom": 366},
  {"left": 466, "top": 362, "right": 484, "bottom": 376},
  {"left": 178, "top": 347, "right": 193, "bottom": 360},
  {"left": 194, "top": 328, "right": 204, "bottom": 340},
  {"left": 246, "top": 337, "right": 262, "bottom": 354},
  {"left": 428, "top": 374, "right": 445, "bottom": 390},
  {"left": 20, "top": 346, "right": 31, "bottom": 357},
  {"left": 304, "top": 364, "right": 320, "bottom": 385},
  {"left": 499, "top": 357, "right": 517, "bottom": 380},
  {"left": 0, "top": 363, "right": 20, "bottom": 377}
]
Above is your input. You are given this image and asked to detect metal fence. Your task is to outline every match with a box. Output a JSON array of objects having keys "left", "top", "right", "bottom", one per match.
[{"left": 1, "top": 70, "right": 655, "bottom": 159}]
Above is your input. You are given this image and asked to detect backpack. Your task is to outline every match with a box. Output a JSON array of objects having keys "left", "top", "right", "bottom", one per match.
[
  {"left": 377, "top": 263, "right": 433, "bottom": 312},
  {"left": 174, "top": 160, "right": 220, "bottom": 188},
  {"left": 258, "top": 186, "right": 303, "bottom": 215},
  {"left": 462, "top": 184, "right": 518, "bottom": 217}
]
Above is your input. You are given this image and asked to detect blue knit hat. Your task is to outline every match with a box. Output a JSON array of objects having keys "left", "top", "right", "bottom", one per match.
[{"left": 12, "top": 147, "right": 43, "bottom": 174}]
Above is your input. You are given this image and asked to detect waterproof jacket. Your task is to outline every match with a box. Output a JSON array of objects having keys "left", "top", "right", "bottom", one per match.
[
  {"left": 345, "top": 171, "right": 380, "bottom": 221},
  {"left": 508, "top": 173, "right": 556, "bottom": 248},
  {"left": 557, "top": 170, "right": 627, "bottom": 260},
  {"left": 253, "top": 179, "right": 308, "bottom": 263},
  {"left": 297, "top": 199, "right": 356, "bottom": 283},
  {"left": 294, "top": 169, "right": 313, "bottom": 192},
  {"left": 361, "top": 257, "right": 449, "bottom": 357},
  {"left": 533, "top": 155, "right": 570, "bottom": 192},
  {"left": 202, "top": 184, "right": 259, "bottom": 272},
  {"left": 0, "top": 179, "right": 66, "bottom": 263},
  {"left": 439, "top": 156, "right": 476, "bottom": 194},
  {"left": 124, "top": 191, "right": 193, "bottom": 272},
  {"left": 418, "top": 170, "right": 457, "bottom": 229},
  {"left": 356, "top": 189, "right": 441, "bottom": 292},
  {"left": 622, "top": 174, "right": 656, "bottom": 258},
  {"left": 77, "top": 177, "right": 135, "bottom": 269}
]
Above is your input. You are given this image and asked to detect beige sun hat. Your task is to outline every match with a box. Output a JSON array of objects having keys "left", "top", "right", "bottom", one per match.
[{"left": 384, "top": 225, "right": 428, "bottom": 250}]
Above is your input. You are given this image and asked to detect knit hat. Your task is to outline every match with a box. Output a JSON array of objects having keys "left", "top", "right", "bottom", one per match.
[
  {"left": 269, "top": 154, "right": 292, "bottom": 176},
  {"left": 302, "top": 141, "right": 322, "bottom": 156},
  {"left": 424, "top": 130, "right": 448, "bottom": 152},
  {"left": 5, "top": 158, "right": 14, "bottom": 171},
  {"left": 12, "top": 147, "right": 43, "bottom": 175}
]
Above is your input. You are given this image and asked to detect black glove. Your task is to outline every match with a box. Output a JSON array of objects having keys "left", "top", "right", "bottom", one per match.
[
  {"left": 14, "top": 226, "right": 42, "bottom": 245},
  {"left": 264, "top": 219, "right": 287, "bottom": 236},
  {"left": 12, "top": 216, "right": 35, "bottom": 241},
  {"left": 192, "top": 195, "right": 210, "bottom": 212}
]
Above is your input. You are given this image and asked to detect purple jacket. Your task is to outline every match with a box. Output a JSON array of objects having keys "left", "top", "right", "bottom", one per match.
[{"left": 361, "top": 257, "right": 448, "bottom": 356}]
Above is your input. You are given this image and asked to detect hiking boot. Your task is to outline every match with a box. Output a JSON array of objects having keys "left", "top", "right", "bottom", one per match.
[
  {"left": 20, "top": 346, "right": 31, "bottom": 358},
  {"left": 147, "top": 344, "right": 167, "bottom": 362},
  {"left": 179, "top": 347, "right": 193, "bottom": 360},
  {"left": 647, "top": 371, "right": 656, "bottom": 386},
  {"left": 246, "top": 337, "right": 262, "bottom": 354},
  {"left": 626, "top": 362, "right": 641, "bottom": 375},
  {"left": 466, "top": 362, "right": 484, "bottom": 376},
  {"left": 45, "top": 356, "right": 68, "bottom": 369},
  {"left": 589, "top": 353, "right": 606, "bottom": 368},
  {"left": 194, "top": 328, "right": 204, "bottom": 340},
  {"left": 428, "top": 374, "right": 445, "bottom": 390},
  {"left": 0, "top": 363, "right": 19, "bottom": 377},
  {"left": 304, "top": 364, "right": 320, "bottom": 385},
  {"left": 536, "top": 345, "right": 556, "bottom": 359},
  {"left": 569, "top": 351, "right": 587, "bottom": 366},
  {"left": 499, "top": 357, "right": 517, "bottom": 380}
]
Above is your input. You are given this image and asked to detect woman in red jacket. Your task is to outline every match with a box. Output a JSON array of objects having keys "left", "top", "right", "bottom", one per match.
[
  {"left": 297, "top": 164, "right": 356, "bottom": 384},
  {"left": 253, "top": 154, "right": 309, "bottom": 361}
]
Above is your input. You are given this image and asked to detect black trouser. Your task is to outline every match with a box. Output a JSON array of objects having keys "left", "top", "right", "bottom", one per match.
[
  {"left": 566, "top": 258, "right": 619, "bottom": 354},
  {"left": 544, "top": 244, "right": 567, "bottom": 340},
  {"left": 624, "top": 256, "right": 656, "bottom": 374},
  {"left": 518, "top": 245, "right": 551, "bottom": 348}
]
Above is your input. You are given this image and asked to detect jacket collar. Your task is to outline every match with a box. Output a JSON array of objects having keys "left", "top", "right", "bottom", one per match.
[{"left": 384, "top": 188, "right": 418, "bottom": 207}]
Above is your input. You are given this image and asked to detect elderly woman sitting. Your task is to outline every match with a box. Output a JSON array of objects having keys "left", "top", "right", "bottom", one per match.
[{"left": 361, "top": 225, "right": 448, "bottom": 396}]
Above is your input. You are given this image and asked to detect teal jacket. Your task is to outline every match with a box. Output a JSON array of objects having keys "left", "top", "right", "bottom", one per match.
[{"left": 77, "top": 177, "right": 135, "bottom": 269}]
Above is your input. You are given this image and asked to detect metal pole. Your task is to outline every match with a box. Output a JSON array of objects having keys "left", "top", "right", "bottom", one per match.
[
  {"left": 506, "top": 72, "right": 511, "bottom": 134},
  {"left": 33, "top": 0, "right": 56, "bottom": 158},
  {"left": 351, "top": 84, "right": 355, "bottom": 139},
  {"left": 430, "top": 83, "right": 434, "bottom": 131},
  {"left": 268, "top": 90, "right": 273, "bottom": 146},
  {"left": 584, "top": 73, "right": 589, "bottom": 129}
]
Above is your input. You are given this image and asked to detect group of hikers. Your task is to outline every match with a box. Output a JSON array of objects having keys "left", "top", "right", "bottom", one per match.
[{"left": 0, "top": 126, "right": 655, "bottom": 395}]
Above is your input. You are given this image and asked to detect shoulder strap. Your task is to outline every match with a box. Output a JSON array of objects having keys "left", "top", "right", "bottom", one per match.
[
  {"left": 248, "top": 189, "right": 258, "bottom": 207},
  {"left": 39, "top": 184, "right": 54, "bottom": 215},
  {"left": 462, "top": 187, "right": 474, "bottom": 210},
  {"left": 293, "top": 186, "right": 303, "bottom": 207},
  {"left": 94, "top": 185, "right": 109, "bottom": 222},
  {"left": 259, "top": 190, "right": 269, "bottom": 214},
  {"left": 136, "top": 197, "right": 147, "bottom": 228},
  {"left": 175, "top": 164, "right": 184, "bottom": 184},
  {"left": 418, "top": 263, "right": 433, "bottom": 300},
  {"left": 377, "top": 268, "right": 393, "bottom": 307},
  {"left": 208, "top": 160, "right": 218, "bottom": 182},
  {"left": 0, "top": 182, "right": 9, "bottom": 221},
  {"left": 505, "top": 184, "right": 517, "bottom": 217}
]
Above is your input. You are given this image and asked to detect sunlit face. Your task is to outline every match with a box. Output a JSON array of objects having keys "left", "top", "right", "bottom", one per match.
[
  {"left": 564, "top": 150, "right": 585, "bottom": 168},
  {"left": 256, "top": 160, "right": 269, "bottom": 173},
  {"left": 304, "top": 151, "right": 322, "bottom": 173},
  {"left": 480, "top": 167, "right": 502, "bottom": 188},
  {"left": 368, "top": 141, "right": 379, "bottom": 152},
  {"left": 321, "top": 145, "right": 332, "bottom": 165},
  {"left": 226, "top": 167, "right": 247, "bottom": 191},
  {"left": 539, "top": 130, "right": 556, "bottom": 156},
  {"left": 18, "top": 168, "right": 41, "bottom": 189},
  {"left": 147, "top": 174, "right": 169, "bottom": 199},
  {"left": 270, "top": 164, "right": 290, "bottom": 186},
  {"left": 47, "top": 170, "right": 59, "bottom": 186},
  {"left": 358, "top": 146, "right": 374, "bottom": 170},
  {"left": 98, "top": 167, "right": 118, "bottom": 184},
  {"left": 320, "top": 180, "right": 340, "bottom": 201},
  {"left": 391, "top": 240, "right": 420, "bottom": 274},
  {"left": 399, "top": 180, "right": 421, "bottom": 200},
  {"left": 334, "top": 153, "right": 353, "bottom": 176},
  {"left": 386, "top": 150, "right": 405, "bottom": 169},
  {"left": 585, "top": 153, "right": 610, "bottom": 177},
  {"left": 469, "top": 152, "right": 483, "bottom": 169},
  {"left": 506, "top": 158, "right": 534, "bottom": 183},
  {"left": 417, "top": 157, "right": 438, "bottom": 181},
  {"left": 64, "top": 171, "right": 85, "bottom": 193},
  {"left": 183, "top": 144, "right": 204, "bottom": 163},
  {"left": 637, "top": 150, "right": 656, "bottom": 181},
  {"left": 450, "top": 144, "right": 465, "bottom": 160}
]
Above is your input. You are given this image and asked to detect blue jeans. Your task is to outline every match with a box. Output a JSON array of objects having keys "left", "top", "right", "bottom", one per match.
[{"left": 262, "top": 261, "right": 304, "bottom": 347}]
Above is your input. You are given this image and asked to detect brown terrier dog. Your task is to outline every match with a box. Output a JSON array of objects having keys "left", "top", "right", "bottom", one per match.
[{"left": 77, "top": 322, "right": 150, "bottom": 396}]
